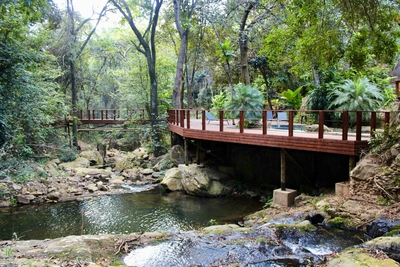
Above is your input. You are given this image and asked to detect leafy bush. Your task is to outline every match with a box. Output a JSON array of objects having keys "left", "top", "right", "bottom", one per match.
[
  {"left": 279, "top": 87, "right": 303, "bottom": 109},
  {"left": 225, "top": 84, "right": 264, "bottom": 119}
]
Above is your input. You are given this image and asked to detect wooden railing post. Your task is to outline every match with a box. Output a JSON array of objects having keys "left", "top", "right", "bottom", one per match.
[
  {"left": 196, "top": 110, "right": 199, "bottom": 119},
  {"left": 219, "top": 110, "right": 224, "bottom": 132},
  {"left": 342, "top": 111, "right": 348, "bottom": 141},
  {"left": 92, "top": 110, "right": 95, "bottom": 120},
  {"left": 79, "top": 110, "right": 83, "bottom": 119},
  {"left": 318, "top": 110, "right": 324, "bottom": 139},
  {"left": 239, "top": 110, "right": 244, "bottom": 133},
  {"left": 101, "top": 110, "right": 104, "bottom": 120},
  {"left": 288, "top": 111, "right": 294, "bottom": 137},
  {"left": 356, "top": 111, "right": 362, "bottom": 141},
  {"left": 262, "top": 110, "right": 267, "bottom": 135},
  {"left": 105, "top": 110, "right": 109, "bottom": 119},
  {"left": 186, "top": 110, "right": 190, "bottom": 129},
  {"left": 370, "top": 112, "right": 376, "bottom": 137},
  {"left": 384, "top": 112, "right": 390, "bottom": 124},
  {"left": 201, "top": 110, "right": 206, "bottom": 130},
  {"left": 87, "top": 110, "right": 90, "bottom": 120},
  {"left": 180, "top": 110, "right": 185, "bottom": 127}
]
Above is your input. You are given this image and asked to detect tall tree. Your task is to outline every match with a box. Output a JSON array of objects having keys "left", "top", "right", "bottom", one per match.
[
  {"left": 172, "top": 0, "right": 199, "bottom": 108},
  {"left": 0, "top": 0, "right": 68, "bottom": 157},
  {"left": 110, "top": 0, "right": 164, "bottom": 156},
  {"left": 66, "top": 0, "right": 109, "bottom": 147}
]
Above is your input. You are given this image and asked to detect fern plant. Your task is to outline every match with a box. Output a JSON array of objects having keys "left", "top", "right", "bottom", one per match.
[{"left": 225, "top": 84, "right": 264, "bottom": 119}]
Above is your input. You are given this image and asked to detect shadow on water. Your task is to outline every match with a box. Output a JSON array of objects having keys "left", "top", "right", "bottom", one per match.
[{"left": 0, "top": 185, "right": 263, "bottom": 240}]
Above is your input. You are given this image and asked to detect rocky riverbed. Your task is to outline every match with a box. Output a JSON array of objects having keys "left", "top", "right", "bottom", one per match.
[
  {"left": 0, "top": 193, "right": 399, "bottom": 266},
  {"left": 0, "top": 142, "right": 400, "bottom": 266}
]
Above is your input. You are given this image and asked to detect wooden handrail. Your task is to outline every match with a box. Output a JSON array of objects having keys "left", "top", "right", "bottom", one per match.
[{"left": 167, "top": 109, "right": 394, "bottom": 142}]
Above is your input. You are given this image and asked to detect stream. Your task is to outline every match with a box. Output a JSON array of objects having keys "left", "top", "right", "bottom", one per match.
[
  {"left": 0, "top": 185, "right": 263, "bottom": 240},
  {"left": 0, "top": 185, "right": 367, "bottom": 266}
]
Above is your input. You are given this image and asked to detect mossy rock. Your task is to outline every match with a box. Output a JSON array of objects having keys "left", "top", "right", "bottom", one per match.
[{"left": 326, "top": 248, "right": 399, "bottom": 267}]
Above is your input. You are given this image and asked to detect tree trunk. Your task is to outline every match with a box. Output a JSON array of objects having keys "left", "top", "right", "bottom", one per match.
[
  {"left": 173, "top": 33, "right": 188, "bottom": 109},
  {"left": 239, "top": 3, "right": 255, "bottom": 85},
  {"left": 70, "top": 59, "right": 79, "bottom": 148}
]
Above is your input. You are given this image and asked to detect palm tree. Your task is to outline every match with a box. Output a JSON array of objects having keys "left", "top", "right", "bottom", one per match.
[
  {"left": 225, "top": 84, "right": 264, "bottom": 120},
  {"left": 328, "top": 77, "right": 384, "bottom": 123}
]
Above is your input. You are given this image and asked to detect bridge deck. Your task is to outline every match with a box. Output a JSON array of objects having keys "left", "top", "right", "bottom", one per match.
[{"left": 169, "top": 120, "right": 368, "bottom": 155}]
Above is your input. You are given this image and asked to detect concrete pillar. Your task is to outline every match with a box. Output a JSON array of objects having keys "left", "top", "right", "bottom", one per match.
[{"left": 273, "top": 149, "right": 297, "bottom": 207}]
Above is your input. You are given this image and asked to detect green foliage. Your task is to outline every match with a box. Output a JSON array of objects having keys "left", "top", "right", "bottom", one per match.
[
  {"left": 0, "top": 0, "right": 68, "bottom": 159},
  {"left": 369, "top": 124, "right": 399, "bottom": 155},
  {"left": 225, "top": 84, "right": 264, "bottom": 119},
  {"left": 279, "top": 87, "right": 303, "bottom": 109},
  {"left": 0, "top": 158, "right": 42, "bottom": 183},
  {"left": 307, "top": 86, "right": 329, "bottom": 110},
  {"left": 211, "top": 91, "right": 228, "bottom": 111},
  {"left": 328, "top": 78, "right": 384, "bottom": 113},
  {"left": 377, "top": 196, "right": 394, "bottom": 206},
  {"left": 58, "top": 148, "right": 79, "bottom": 163},
  {"left": 215, "top": 40, "right": 235, "bottom": 62},
  {"left": 209, "top": 219, "right": 218, "bottom": 225},
  {"left": 197, "top": 87, "right": 213, "bottom": 109}
]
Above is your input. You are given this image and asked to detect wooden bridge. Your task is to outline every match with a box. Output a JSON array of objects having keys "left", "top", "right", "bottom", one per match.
[
  {"left": 64, "top": 108, "right": 393, "bottom": 156},
  {"left": 167, "top": 109, "right": 393, "bottom": 156}
]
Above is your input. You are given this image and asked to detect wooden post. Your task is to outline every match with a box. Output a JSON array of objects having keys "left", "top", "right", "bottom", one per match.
[
  {"left": 101, "top": 110, "right": 104, "bottom": 121},
  {"left": 196, "top": 140, "right": 201, "bottom": 165},
  {"left": 180, "top": 110, "right": 184, "bottom": 127},
  {"left": 201, "top": 110, "right": 206, "bottom": 130},
  {"left": 87, "top": 110, "right": 90, "bottom": 120},
  {"left": 184, "top": 138, "right": 189, "bottom": 166},
  {"left": 262, "top": 110, "right": 267, "bottom": 135},
  {"left": 342, "top": 111, "right": 348, "bottom": 141},
  {"left": 396, "top": 80, "right": 400, "bottom": 97},
  {"left": 219, "top": 110, "right": 224, "bottom": 132},
  {"left": 356, "top": 111, "right": 362, "bottom": 141},
  {"left": 318, "top": 110, "right": 324, "bottom": 139},
  {"left": 186, "top": 110, "right": 190, "bottom": 129},
  {"left": 239, "top": 110, "right": 244, "bottom": 133},
  {"left": 288, "top": 111, "right": 294, "bottom": 137},
  {"left": 281, "top": 149, "right": 286, "bottom": 191},
  {"left": 370, "top": 112, "right": 376, "bottom": 137},
  {"left": 349, "top": 156, "right": 356, "bottom": 178}
]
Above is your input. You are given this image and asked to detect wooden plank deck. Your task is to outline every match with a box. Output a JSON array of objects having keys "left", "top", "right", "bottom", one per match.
[{"left": 168, "top": 120, "right": 369, "bottom": 155}]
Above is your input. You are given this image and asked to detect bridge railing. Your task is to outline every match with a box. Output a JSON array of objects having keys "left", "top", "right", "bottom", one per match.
[
  {"left": 168, "top": 109, "right": 395, "bottom": 141},
  {"left": 76, "top": 109, "right": 145, "bottom": 121}
]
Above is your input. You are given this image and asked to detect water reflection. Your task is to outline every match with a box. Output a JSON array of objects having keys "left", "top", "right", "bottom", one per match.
[{"left": 0, "top": 186, "right": 263, "bottom": 240}]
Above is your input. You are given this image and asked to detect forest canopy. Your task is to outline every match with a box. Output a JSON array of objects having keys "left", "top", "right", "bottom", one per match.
[{"left": 0, "top": 0, "right": 399, "bottom": 162}]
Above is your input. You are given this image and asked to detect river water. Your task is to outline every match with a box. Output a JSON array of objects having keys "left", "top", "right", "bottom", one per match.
[{"left": 0, "top": 185, "right": 264, "bottom": 240}]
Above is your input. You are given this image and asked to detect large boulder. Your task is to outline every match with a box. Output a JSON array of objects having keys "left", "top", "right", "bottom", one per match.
[
  {"left": 160, "top": 167, "right": 183, "bottom": 191},
  {"left": 170, "top": 145, "right": 185, "bottom": 166},
  {"left": 79, "top": 150, "right": 104, "bottom": 166},
  {"left": 115, "top": 152, "right": 138, "bottom": 171},
  {"left": 180, "top": 165, "right": 233, "bottom": 197},
  {"left": 59, "top": 157, "right": 90, "bottom": 170}
]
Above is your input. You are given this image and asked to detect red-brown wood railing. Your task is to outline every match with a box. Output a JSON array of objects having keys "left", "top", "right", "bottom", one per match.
[
  {"left": 75, "top": 109, "right": 145, "bottom": 121},
  {"left": 168, "top": 109, "right": 393, "bottom": 141}
]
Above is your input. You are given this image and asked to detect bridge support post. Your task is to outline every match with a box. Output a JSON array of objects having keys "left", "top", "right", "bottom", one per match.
[
  {"left": 273, "top": 149, "right": 297, "bottom": 207},
  {"left": 335, "top": 155, "right": 355, "bottom": 196},
  {"left": 184, "top": 138, "right": 189, "bottom": 166},
  {"left": 280, "top": 149, "right": 286, "bottom": 191}
]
